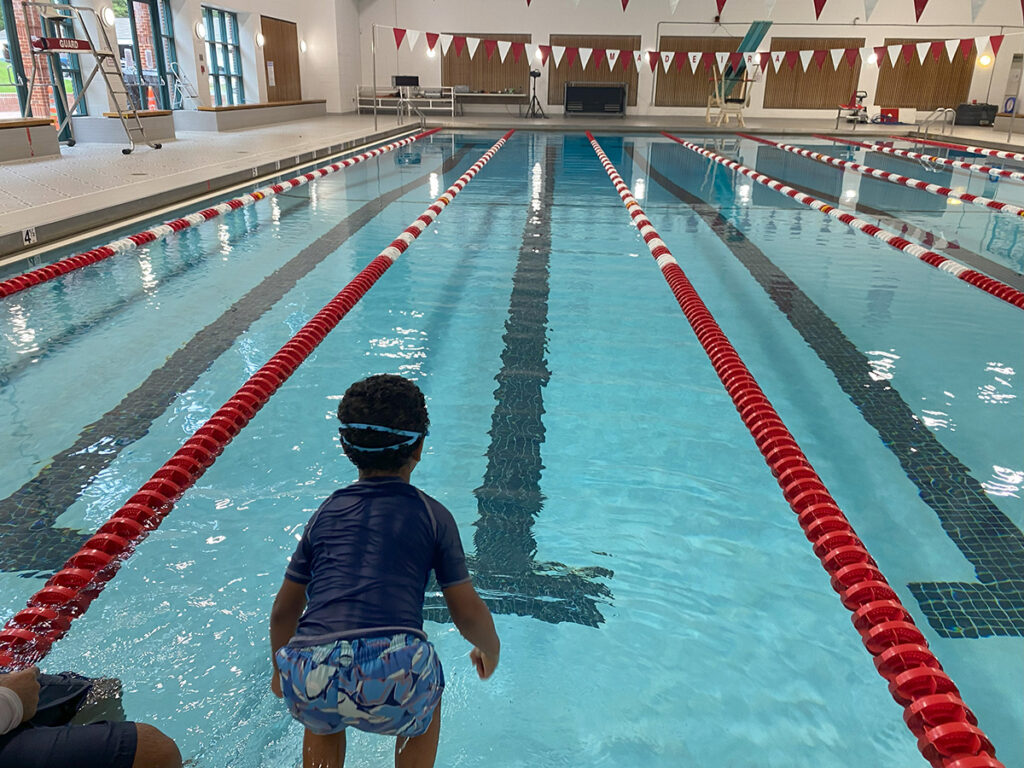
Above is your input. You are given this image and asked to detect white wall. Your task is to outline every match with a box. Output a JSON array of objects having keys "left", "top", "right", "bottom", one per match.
[
  {"left": 356, "top": 0, "right": 1024, "bottom": 118},
  {"left": 165, "top": 0, "right": 350, "bottom": 111}
]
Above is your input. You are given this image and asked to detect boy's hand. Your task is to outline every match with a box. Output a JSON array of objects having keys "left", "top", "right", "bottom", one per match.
[
  {"left": 270, "top": 669, "right": 283, "bottom": 698},
  {"left": 470, "top": 647, "right": 498, "bottom": 680}
]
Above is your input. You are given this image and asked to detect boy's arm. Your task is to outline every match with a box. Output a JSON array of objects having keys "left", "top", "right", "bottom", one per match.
[
  {"left": 442, "top": 580, "right": 500, "bottom": 678},
  {"left": 269, "top": 578, "right": 307, "bottom": 696}
]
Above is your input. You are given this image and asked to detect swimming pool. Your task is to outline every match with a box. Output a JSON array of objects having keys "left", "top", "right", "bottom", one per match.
[{"left": 1, "top": 130, "right": 1021, "bottom": 767}]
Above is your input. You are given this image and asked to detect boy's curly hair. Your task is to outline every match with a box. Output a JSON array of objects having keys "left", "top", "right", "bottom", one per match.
[{"left": 337, "top": 374, "right": 429, "bottom": 472}]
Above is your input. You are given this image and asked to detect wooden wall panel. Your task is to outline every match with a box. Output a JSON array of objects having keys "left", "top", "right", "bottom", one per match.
[
  {"left": 762, "top": 37, "right": 863, "bottom": 109},
  {"left": 441, "top": 33, "right": 531, "bottom": 94},
  {"left": 548, "top": 35, "right": 641, "bottom": 106},
  {"left": 260, "top": 16, "right": 301, "bottom": 102},
  {"left": 875, "top": 38, "right": 975, "bottom": 111},
  {"left": 653, "top": 36, "right": 742, "bottom": 108}
]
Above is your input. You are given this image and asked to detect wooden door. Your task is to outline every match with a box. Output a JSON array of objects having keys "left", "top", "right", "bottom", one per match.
[{"left": 260, "top": 15, "right": 301, "bottom": 102}]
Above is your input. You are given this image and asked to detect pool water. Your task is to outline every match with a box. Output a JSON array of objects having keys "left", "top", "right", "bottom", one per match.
[{"left": 0, "top": 131, "right": 1021, "bottom": 767}]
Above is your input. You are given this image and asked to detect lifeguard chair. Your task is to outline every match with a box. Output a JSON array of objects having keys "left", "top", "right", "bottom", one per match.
[
  {"left": 835, "top": 91, "right": 869, "bottom": 130},
  {"left": 706, "top": 63, "right": 754, "bottom": 127}
]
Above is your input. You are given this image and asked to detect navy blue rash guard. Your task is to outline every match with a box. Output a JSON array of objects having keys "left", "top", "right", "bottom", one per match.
[{"left": 285, "top": 477, "right": 471, "bottom": 646}]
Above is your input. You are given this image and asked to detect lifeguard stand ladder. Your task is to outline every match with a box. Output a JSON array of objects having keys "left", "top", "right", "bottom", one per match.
[{"left": 21, "top": 1, "right": 162, "bottom": 154}]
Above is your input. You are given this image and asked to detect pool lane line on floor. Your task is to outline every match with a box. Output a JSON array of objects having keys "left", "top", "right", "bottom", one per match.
[
  {"left": 740, "top": 133, "right": 1024, "bottom": 218},
  {"left": 588, "top": 132, "right": 1004, "bottom": 768},
  {"left": 0, "top": 130, "right": 514, "bottom": 666},
  {"left": 721, "top": 144, "right": 1024, "bottom": 291},
  {"left": 815, "top": 135, "right": 1024, "bottom": 183},
  {"left": 423, "top": 141, "right": 613, "bottom": 629},
  {"left": 626, "top": 143, "right": 1024, "bottom": 640},
  {"left": 0, "top": 142, "right": 481, "bottom": 575},
  {"left": 0, "top": 128, "right": 442, "bottom": 300},
  {"left": 663, "top": 133, "right": 1024, "bottom": 311},
  {"left": 896, "top": 136, "right": 1024, "bottom": 165}
]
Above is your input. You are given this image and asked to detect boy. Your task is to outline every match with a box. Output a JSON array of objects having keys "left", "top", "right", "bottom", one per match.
[{"left": 270, "top": 374, "right": 500, "bottom": 768}]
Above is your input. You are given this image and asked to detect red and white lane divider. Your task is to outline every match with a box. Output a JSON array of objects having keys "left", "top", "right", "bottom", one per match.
[
  {"left": 896, "top": 135, "right": 1024, "bottom": 165},
  {"left": 0, "top": 128, "right": 443, "bottom": 300},
  {"left": 814, "top": 134, "right": 1024, "bottom": 184},
  {"left": 589, "top": 131, "right": 1004, "bottom": 768},
  {"left": 0, "top": 130, "right": 514, "bottom": 669},
  {"left": 738, "top": 133, "right": 1024, "bottom": 219},
  {"left": 662, "top": 132, "right": 1024, "bottom": 312}
]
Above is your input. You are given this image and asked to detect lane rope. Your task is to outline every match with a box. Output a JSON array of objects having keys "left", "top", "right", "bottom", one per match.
[
  {"left": 0, "top": 129, "right": 515, "bottom": 669},
  {"left": 588, "top": 131, "right": 1005, "bottom": 768},
  {"left": 894, "top": 135, "right": 1024, "bottom": 165},
  {"left": 738, "top": 133, "right": 1024, "bottom": 219},
  {"left": 662, "top": 132, "right": 1024, "bottom": 312},
  {"left": 814, "top": 134, "right": 1024, "bottom": 183},
  {"left": 0, "top": 128, "right": 443, "bottom": 300}
]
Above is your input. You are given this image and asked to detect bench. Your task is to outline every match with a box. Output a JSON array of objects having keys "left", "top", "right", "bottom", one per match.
[
  {"left": 68, "top": 109, "right": 175, "bottom": 144},
  {"left": 0, "top": 117, "right": 60, "bottom": 161},
  {"left": 174, "top": 99, "right": 328, "bottom": 131}
]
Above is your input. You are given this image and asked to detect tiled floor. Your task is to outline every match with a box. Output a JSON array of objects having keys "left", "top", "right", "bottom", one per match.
[
  {"left": 2, "top": 111, "right": 1020, "bottom": 258},
  {"left": 0, "top": 114, "right": 419, "bottom": 236}
]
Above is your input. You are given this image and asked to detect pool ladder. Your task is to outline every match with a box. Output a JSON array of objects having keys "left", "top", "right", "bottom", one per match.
[{"left": 917, "top": 107, "right": 956, "bottom": 136}]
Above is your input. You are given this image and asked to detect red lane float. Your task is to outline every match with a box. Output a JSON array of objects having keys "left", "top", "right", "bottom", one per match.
[
  {"left": 0, "top": 128, "right": 443, "bottom": 300},
  {"left": 587, "top": 131, "right": 1004, "bottom": 768},
  {"left": 814, "top": 135, "right": 1024, "bottom": 183},
  {"left": 895, "top": 135, "right": 1024, "bottom": 165},
  {"left": 739, "top": 133, "right": 1024, "bottom": 218},
  {"left": 0, "top": 129, "right": 515, "bottom": 669},
  {"left": 662, "top": 132, "right": 1024, "bottom": 312}
]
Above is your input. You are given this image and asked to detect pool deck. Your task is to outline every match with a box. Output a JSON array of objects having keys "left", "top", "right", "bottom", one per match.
[{"left": 2, "top": 111, "right": 1021, "bottom": 265}]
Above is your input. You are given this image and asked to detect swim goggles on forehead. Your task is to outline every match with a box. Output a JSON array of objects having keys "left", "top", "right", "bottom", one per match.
[{"left": 338, "top": 422, "right": 427, "bottom": 452}]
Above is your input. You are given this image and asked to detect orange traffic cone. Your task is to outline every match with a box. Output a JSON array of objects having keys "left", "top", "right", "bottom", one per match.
[{"left": 147, "top": 86, "right": 156, "bottom": 111}]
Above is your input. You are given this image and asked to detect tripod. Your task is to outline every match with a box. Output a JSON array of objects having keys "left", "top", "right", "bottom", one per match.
[{"left": 525, "top": 72, "right": 546, "bottom": 119}]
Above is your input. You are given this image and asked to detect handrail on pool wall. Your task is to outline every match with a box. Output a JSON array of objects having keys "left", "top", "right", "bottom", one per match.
[
  {"left": 0, "top": 129, "right": 515, "bottom": 669},
  {"left": 738, "top": 133, "right": 1024, "bottom": 218},
  {"left": 895, "top": 135, "right": 1024, "bottom": 165},
  {"left": 813, "top": 135, "right": 1024, "bottom": 184},
  {"left": 586, "top": 131, "right": 1005, "bottom": 768},
  {"left": 662, "top": 132, "right": 1024, "bottom": 312},
  {"left": 0, "top": 127, "right": 443, "bottom": 300}
]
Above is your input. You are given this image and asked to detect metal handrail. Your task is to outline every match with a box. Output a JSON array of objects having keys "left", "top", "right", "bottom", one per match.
[{"left": 917, "top": 107, "right": 956, "bottom": 136}]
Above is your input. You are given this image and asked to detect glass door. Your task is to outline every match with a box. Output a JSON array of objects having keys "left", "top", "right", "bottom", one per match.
[{"left": 113, "top": 0, "right": 170, "bottom": 110}]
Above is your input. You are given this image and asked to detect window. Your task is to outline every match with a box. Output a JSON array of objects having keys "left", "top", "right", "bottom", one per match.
[
  {"left": 203, "top": 6, "right": 243, "bottom": 105},
  {"left": 156, "top": 0, "right": 179, "bottom": 107}
]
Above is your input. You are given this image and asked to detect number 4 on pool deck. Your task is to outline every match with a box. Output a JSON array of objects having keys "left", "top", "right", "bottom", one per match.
[{"left": 23, "top": 227, "right": 38, "bottom": 246}]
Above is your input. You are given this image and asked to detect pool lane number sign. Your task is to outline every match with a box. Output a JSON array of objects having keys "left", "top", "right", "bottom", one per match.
[{"left": 22, "top": 227, "right": 38, "bottom": 246}]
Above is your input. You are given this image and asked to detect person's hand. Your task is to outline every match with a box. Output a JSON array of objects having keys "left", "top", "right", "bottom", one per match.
[
  {"left": 469, "top": 648, "right": 498, "bottom": 680},
  {"left": 270, "top": 669, "right": 283, "bottom": 698},
  {"left": 0, "top": 666, "right": 40, "bottom": 722}
]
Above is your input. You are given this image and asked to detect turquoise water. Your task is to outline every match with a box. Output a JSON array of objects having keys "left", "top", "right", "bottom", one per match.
[{"left": 1, "top": 131, "right": 1021, "bottom": 767}]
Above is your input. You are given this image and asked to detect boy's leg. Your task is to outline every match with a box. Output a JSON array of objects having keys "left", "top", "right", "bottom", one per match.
[
  {"left": 303, "top": 729, "right": 346, "bottom": 768},
  {"left": 395, "top": 697, "right": 441, "bottom": 768}
]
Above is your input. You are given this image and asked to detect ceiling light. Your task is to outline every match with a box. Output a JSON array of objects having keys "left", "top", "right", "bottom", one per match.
[
  {"left": 194, "top": 20, "right": 207, "bottom": 40},
  {"left": 100, "top": 6, "right": 115, "bottom": 27}
]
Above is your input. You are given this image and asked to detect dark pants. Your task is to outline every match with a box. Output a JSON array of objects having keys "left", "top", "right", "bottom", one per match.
[{"left": 0, "top": 720, "right": 137, "bottom": 768}]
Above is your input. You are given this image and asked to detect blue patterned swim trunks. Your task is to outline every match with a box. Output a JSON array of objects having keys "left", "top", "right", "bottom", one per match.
[{"left": 277, "top": 634, "right": 444, "bottom": 737}]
